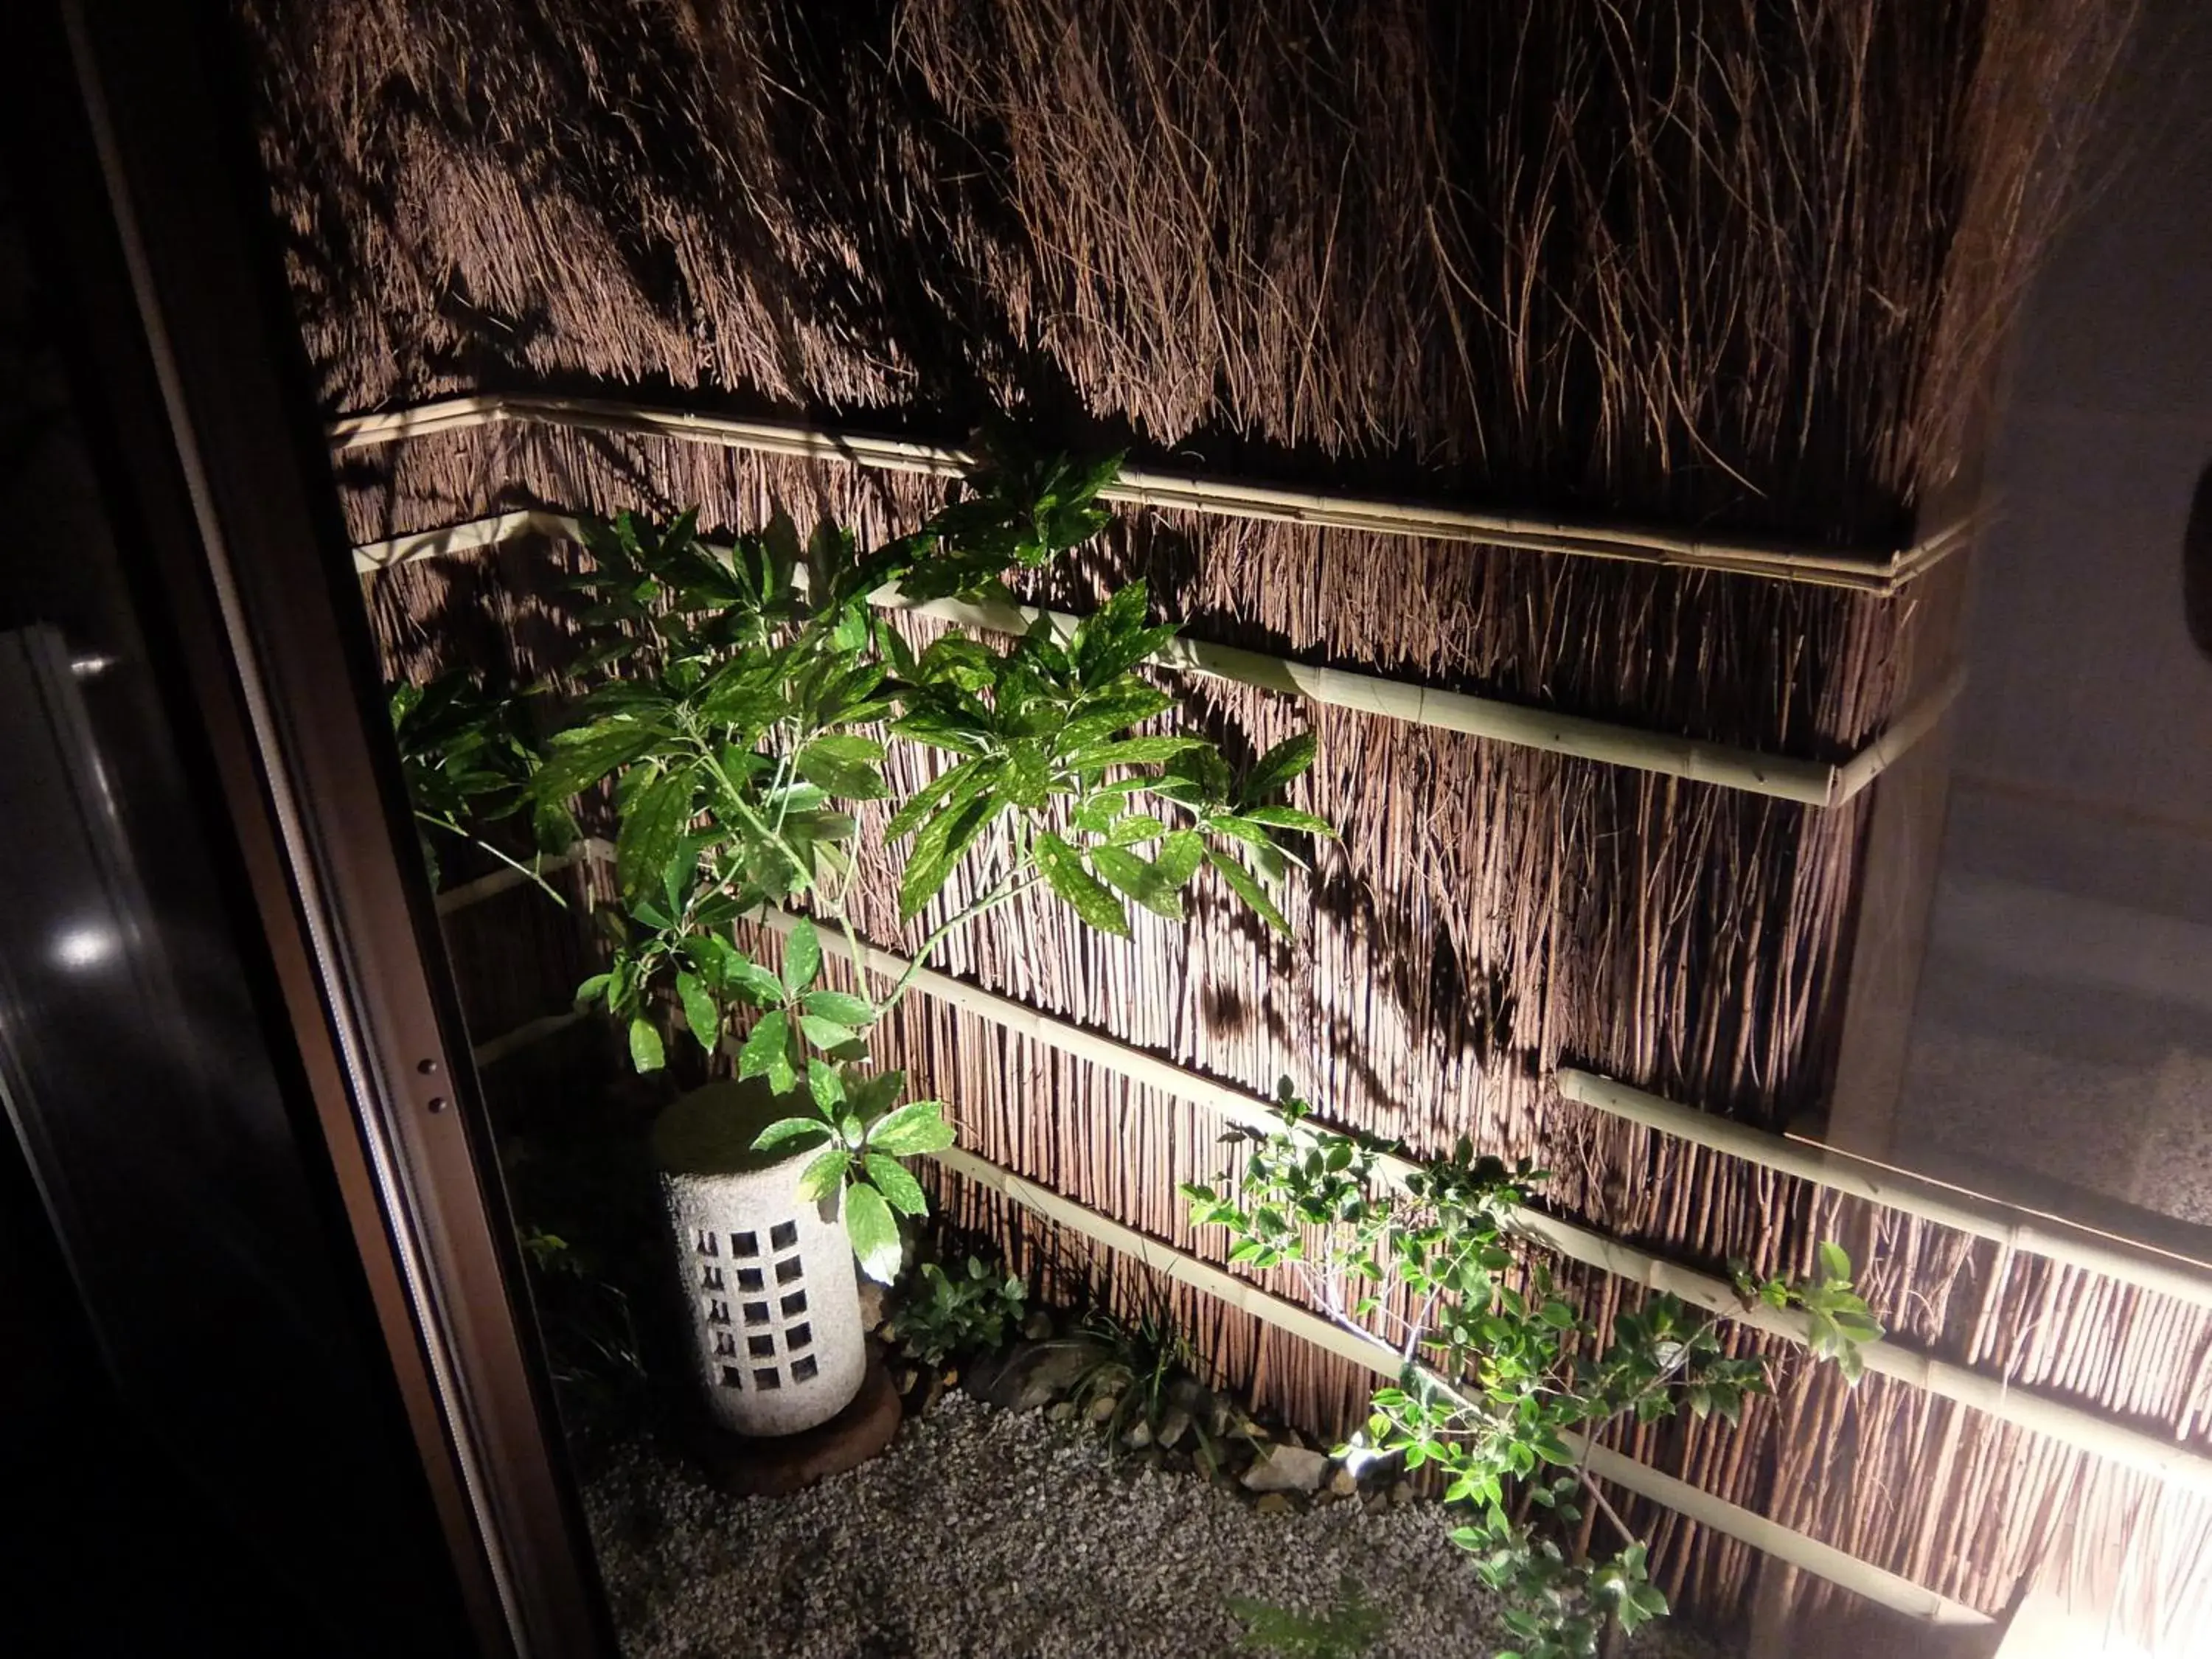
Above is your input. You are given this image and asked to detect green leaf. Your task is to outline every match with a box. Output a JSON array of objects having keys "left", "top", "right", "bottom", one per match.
[
  {"left": 1205, "top": 844, "right": 1292, "bottom": 936},
  {"left": 782, "top": 922, "right": 822, "bottom": 994},
  {"left": 1241, "top": 731, "right": 1318, "bottom": 803},
  {"left": 1088, "top": 844, "right": 1183, "bottom": 922},
  {"left": 1034, "top": 831, "right": 1130, "bottom": 937},
  {"left": 880, "top": 762, "right": 963, "bottom": 843},
  {"left": 753, "top": 1117, "right": 832, "bottom": 1155},
  {"left": 1153, "top": 830, "right": 1206, "bottom": 888},
  {"left": 845, "top": 1180, "right": 902, "bottom": 1284},
  {"left": 897, "top": 793, "right": 1000, "bottom": 922},
  {"left": 795, "top": 734, "right": 888, "bottom": 800},
  {"left": 675, "top": 971, "right": 720, "bottom": 1053},
  {"left": 863, "top": 1152, "right": 929, "bottom": 1217},
  {"left": 1818, "top": 1241, "right": 1851, "bottom": 1285},
  {"left": 868, "top": 1099, "right": 956, "bottom": 1155},
  {"left": 613, "top": 765, "right": 697, "bottom": 897},
  {"left": 1062, "top": 735, "right": 1206, "bottom": 771},
  {"left": 845, "top": 1068, "right": 907, "bottom": 1124},
  {"left": 1105, "top": 814, "right": 1167, "bottom": 847},
  {"left": 627, "top": 1017, "right": 665, "bottom": 1074},
  {"left": 807, "top": 1058, "right": 846, "bottom": 1111},
  {"left": 1001, "top": 743, "right": 1052, "bottom": 808},
  {"left": 796, "top": 1147, "right": 851, "bottom": 1203},
  {"left": 529, "top": 720, "right": 658, "bottom": 804},
  {"left": 802, "top": 990, "right": 874, "bottom": 1028},
  {"left": 1235, "top": 804, "right": 1337, "bottom": 837},
  {"left": 799, "top": 1014, "right": 860, "bottom": 1049},
  {"left": 738, "top": 1010, "right": 790, "bottom": 1080},
  {"left": 725, "top": 957, "right": 787, "bottom": 1006},
  {"left": 574, "top": 972, "right": 612, "bottom": 1005}
]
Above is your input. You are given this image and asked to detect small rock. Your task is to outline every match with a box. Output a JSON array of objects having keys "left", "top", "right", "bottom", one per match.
[
  {"left": 1280, "top": 1428, "right": 1305, "bottom": 1451},
  {"left": 1087, "top": 1393, "right": 1120, "bottom": 1425},
  {"left": 1390, "top": 1481, "right": 1414, "bottom": 1507},
  {"left": 1329, "top": 1464, "right": 1360, "bottom": 1498},
  {"left": 1121, "top": 1420, "right": 1154, "bottom": 1451},
  {"left": 1046, "top": 1400, "right": 1075, "bottom": 1425},
  {"left": 1020, "top": 1309, "right": 1054, "bottom": 1341},
  {"left": 1204, "top": 1395, "right": 1237, "bottom": 1441},
  {"left": 857, "top": 1281, "right": 888, "bottom": 1332},
  {"left": 962, "top": 1338, "right": 1107, "bottom": 1413},
  {"left": 1240, "top": 1444, "right": 1329, "bottom": 1495},
  {"left": 906, "top": 1371, "right": 946, "bottom": 1418},
  {"left": 1364, "top": 1492, "right": 1388, "bottom": 1514},
  {"left": 1155, "top": 1405, "right": 1191, "bottom": 1450},
  {"left": 1254, "top": 1493, "right": 1295, "bottom": 1516},
  {"left": 895, "top": 1367, "right": 919, "bottom": 1395}
]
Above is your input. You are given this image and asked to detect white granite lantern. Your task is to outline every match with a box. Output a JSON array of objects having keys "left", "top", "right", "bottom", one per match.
[{"left": 653, "top": 1079, "right": 866, "bottom": 1436}]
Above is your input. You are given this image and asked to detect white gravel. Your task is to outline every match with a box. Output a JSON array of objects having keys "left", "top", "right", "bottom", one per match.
[{"left": 585, "top": 1392, "right": 1736, "bottom": 1659}]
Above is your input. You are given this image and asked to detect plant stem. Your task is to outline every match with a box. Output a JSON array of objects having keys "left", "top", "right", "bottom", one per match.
[
  {"left": 418, "top": 811, "right": 570, "bottom": 908},
  {"left": 1576, "top": 1467, "right": 1638, "bottom": 1548}
]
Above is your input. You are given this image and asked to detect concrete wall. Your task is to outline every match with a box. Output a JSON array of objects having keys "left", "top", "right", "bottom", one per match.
[{"left": 1894, "top": 5, "right": 2212, "bottom": 1228}]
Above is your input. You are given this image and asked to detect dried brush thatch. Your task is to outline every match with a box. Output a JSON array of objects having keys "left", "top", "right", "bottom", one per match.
[
  {"left": 291, "top": 0, "right": 2174, "bottom": 1641},
  {"left": 251, "top": 0, "right": 2123, "bottom": 535}
]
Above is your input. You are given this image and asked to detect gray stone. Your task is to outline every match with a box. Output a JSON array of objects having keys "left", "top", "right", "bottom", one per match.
[
  {"left": 857, "top": 1279, "right": 888, "bottom": 1333},
  {"left": 1154, "top": 1405, "right": 1191, "bottom": 1451},
  {"left": 1239, "top": 1444, "right": 1329, "bottom": 1495},
  {"left": 1329, "top": 1464, "right": 1360, "bottom": 1498},
  {"left": 1020, "top": 1309, "right": 1054, "bottom": 1341},
  {"left": 961, "top": 1338, "right": 1107, "bottom": 1413},
  {"left": 1046, "top": 1400, "right": 1076, "bottom": 1425},
  {"left": 1086, "top": 1393, "right": 1120, "bottom": 1425},
  {"left": 1389, "top": 1481, "right": 1415, "bottom": 1507},
  {"left": 1253, "top": 1492, "right": 1295, "bottom": 1515},
  {"left": 1121, "top": 1419, "right": 1154, "bottom": 1451}
]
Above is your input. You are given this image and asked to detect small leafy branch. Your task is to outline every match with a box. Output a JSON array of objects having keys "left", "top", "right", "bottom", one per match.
[
  {"left": 1183, "top": 1083, "right": 1882, "bottom": 1659},
  {"left": 403, "top": 437, "right": 1332, "bottom": 1281},
  {"left": 1227, "top": 1576, "right": 1390, "bottom": 1658},
  {"left": 1733, "top": 1242, "right": 1884, "bottom": 1382},
  {"left": 389, "top": 671, "right": 568, "bottom": 900}
]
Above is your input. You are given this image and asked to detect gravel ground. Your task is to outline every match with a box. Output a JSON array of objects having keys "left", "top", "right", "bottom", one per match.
[{"left": 585, "top": 1392, "right": 1736, "bottom": 1659}]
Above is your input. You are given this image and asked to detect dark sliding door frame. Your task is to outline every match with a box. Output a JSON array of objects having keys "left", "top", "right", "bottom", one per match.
[{"left": 5, "top": 3, "right": 613, "bottom": 1653}]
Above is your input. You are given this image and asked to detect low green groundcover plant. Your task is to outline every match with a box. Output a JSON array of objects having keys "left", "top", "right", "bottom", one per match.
[
  {"left": 1186, "top": 1083, "right": 1883, "bottom": 1659},
  {"left": 887, "top": 1253, "right": 1029, "bottom": 1368}
]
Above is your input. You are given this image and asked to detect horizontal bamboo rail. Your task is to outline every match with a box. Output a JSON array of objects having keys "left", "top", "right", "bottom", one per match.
[
  {"left": 1557, "top": 1068, "right": 2212, "bottom": 1313},
  {"left": 352, "top": 511, "right": 1960, "bottom": 808},
  {"left": 935, "top": 1143, "right": 1991, "bottom": 1628},
  {"left": 329, "top": 393, "right": 1964, "bottom": 595},
  {"left": 470, "top": 1009, "right": 588, "bottom": 1068}
]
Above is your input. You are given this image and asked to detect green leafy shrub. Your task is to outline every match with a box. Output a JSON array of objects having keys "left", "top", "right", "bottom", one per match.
[
  {"left": 887, "top": 1253, "right": 1028, "bottom": 1368},
  {"left": 1186, "top": 1082, "right": 1882, "bottom": 1659},
  {"left": 397, "top": 438, "right": 1331, "bottom": 1282}
]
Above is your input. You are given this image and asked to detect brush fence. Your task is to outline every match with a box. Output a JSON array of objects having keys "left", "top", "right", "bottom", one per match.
[{"left": 349, "top": 427, "right": 2208, "bottom": 1648}]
